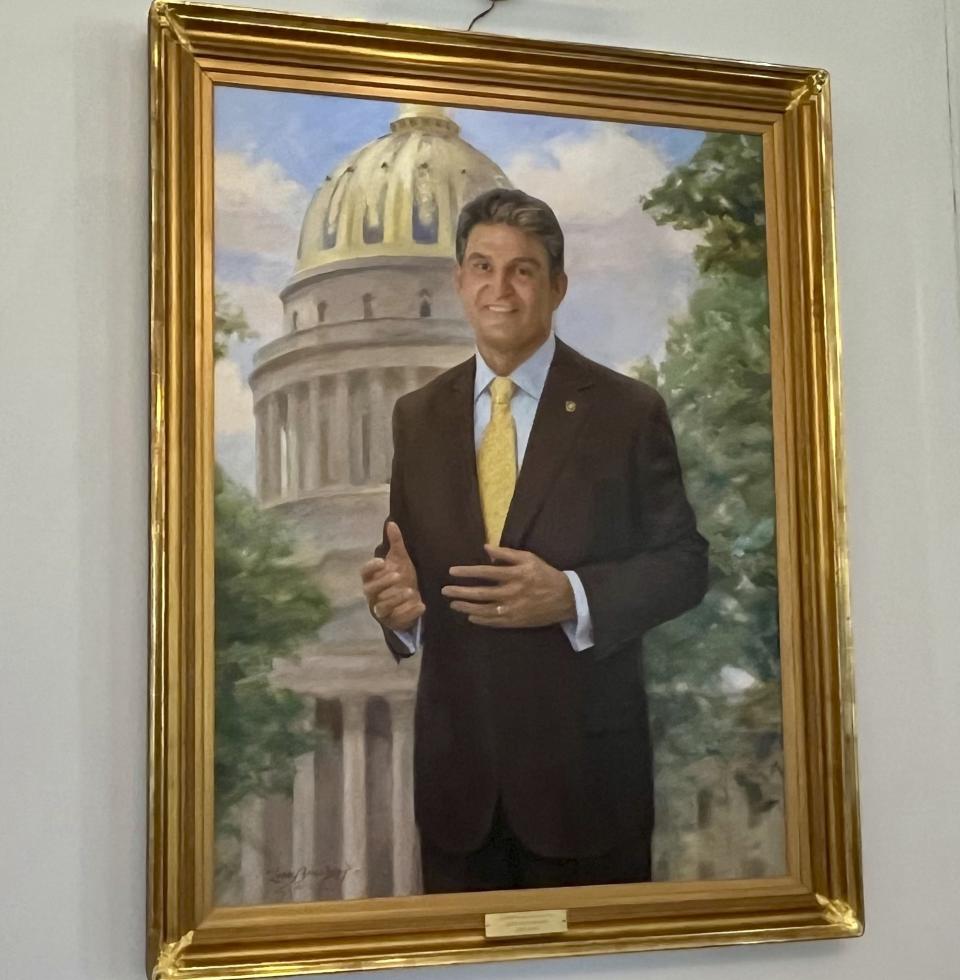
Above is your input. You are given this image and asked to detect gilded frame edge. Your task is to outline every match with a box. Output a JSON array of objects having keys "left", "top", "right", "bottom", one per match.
[{"left": 148, "top": 2, "right": 863, "bottom": 977}]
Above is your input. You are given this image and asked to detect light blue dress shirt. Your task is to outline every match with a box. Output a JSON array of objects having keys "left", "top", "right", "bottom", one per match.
[{"left": 393, "top": 332, "right": 594, "bottom": 652}]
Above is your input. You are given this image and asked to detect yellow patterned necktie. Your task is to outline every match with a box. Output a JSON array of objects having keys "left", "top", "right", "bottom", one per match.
[{"left": 477, "top": 376, "right": 517, "bottom": 546}]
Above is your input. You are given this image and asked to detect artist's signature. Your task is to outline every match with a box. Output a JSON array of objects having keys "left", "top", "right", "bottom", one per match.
[{"left": 267, "top": 864, "right": 352, "bottom": 887}]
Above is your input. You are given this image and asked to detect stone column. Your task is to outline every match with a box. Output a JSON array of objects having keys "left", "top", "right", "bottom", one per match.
[
  {"left": 350, "top": 383, "right": 365, "bottom": 485},
  {"left": 254, "top": 400, "right": 267, "bottom": 501},
  {"left": 304, "top": 377, "right": 322, "bottom": 491},
  {"left": 389, "top": 696, "right": 417, "bottom": 896},
  {"left": 330, "top": 372, "right": 350, "bottom": 485},
  {"left": 291, "top": 709, "right": 317, "bottom": 902},
  {"left": 340, "top": 697, "right": 368, "bottom": 899},
  {"left": 286, "top": 384, "right": 305, "bottom": 497},
  {"left": 368, "top": 368, "right": 389, "bottom": 483},
  {"left": 263, "top": 393, "right": 282, "bottom": 501},
  {"left": 239, "top": 795, "right": 266, "bottom": 905}
]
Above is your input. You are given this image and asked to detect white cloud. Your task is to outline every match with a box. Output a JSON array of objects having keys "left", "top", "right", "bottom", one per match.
[
  {"left": 215, "top": 358, "right": 254, "bottom": 437},
  {"left": 506, "top": 125, "right": 670, "bottom": 224},
  {"left": 215, "top": 151, "right": 310, "bottom": 259},
  {"left": 565, "top": 209, "right": 699, "bottom": 280},
  {"left": 217, "top": 279, "right": 286, "bottom": 346},
  {"left": 503, "top": 126, "right": 703, "bottom": 369}
]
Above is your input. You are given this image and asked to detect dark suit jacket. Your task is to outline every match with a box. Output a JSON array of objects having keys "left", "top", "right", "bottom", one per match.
[{"left": 379, "top": 338, "right": 707, "bottom": 859}]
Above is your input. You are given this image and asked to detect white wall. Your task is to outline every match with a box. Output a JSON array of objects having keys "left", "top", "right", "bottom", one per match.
[{"left": 3, "top": 0, "right": 960, "bottom": 977}]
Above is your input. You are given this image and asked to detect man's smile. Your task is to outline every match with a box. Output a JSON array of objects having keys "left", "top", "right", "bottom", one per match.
[{"left": 454, "top": 223, "right": 568, "bottom": 374}]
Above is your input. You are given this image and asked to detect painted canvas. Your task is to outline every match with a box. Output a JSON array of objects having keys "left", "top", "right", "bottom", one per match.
[{"left": 212, "top": 88, "right": 783, "bottom": 905}]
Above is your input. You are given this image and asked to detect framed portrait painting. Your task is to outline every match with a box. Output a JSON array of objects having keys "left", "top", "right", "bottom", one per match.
[{"left": 148, "top": 2, "right": 862, "bottom": 977}]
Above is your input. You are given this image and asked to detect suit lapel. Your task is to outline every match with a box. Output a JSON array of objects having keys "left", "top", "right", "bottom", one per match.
[{"left": 501, "top": 339, "right": 594, "bottom": 549}]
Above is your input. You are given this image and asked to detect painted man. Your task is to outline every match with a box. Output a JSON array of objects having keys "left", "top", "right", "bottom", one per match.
[{"left": 361, "top": 188, "right": 707, "bottom": 892}]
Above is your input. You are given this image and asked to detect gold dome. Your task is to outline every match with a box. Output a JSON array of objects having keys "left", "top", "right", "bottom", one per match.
[{"left": 293, "top": 105, "right": 511, "bottom": 274}]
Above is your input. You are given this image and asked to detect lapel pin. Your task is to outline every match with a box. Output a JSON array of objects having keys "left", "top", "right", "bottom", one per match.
[{"left": 565, "top": 400, "right": 577, "bottom": 413}]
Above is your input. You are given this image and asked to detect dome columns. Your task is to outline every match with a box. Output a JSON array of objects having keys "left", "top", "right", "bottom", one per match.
[{"left": 253, "top": 362, "right": 449, "bottom": 503}]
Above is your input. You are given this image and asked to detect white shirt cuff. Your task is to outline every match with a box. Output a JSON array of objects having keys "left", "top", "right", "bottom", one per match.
[
  {"left": 391, "top": 617, "right": 422, "bottom": 655},
  {"left": 561, "top": 571, "right": 594, "bottom": 652}
]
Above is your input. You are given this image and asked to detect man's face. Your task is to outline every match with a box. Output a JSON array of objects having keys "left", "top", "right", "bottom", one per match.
[{"left": 454, "top": 222, "right": 568, "bottom": 364}]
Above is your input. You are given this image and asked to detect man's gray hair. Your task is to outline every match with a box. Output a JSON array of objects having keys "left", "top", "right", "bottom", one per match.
[{"left": 455, "top": 188, "right": 565, "bottom": 277}]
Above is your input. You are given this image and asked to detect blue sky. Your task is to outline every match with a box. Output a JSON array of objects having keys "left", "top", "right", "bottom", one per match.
[{"left": 214, "top": 86, "right": 706, "bottom": 194}]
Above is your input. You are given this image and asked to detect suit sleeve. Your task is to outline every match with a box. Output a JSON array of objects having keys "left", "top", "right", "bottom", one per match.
[
  {"left": 375, "top": 399, "right": 422, "bottom": 662},
  {"left": 575, "top": 393, "right": 708, "bottom": 659}
]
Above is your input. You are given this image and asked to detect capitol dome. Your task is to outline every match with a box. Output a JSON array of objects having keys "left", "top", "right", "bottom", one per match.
[{"left": 293, "top": 104, "right": 511, "bottom": 275}]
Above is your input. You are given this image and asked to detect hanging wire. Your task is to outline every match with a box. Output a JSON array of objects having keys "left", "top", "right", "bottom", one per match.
[{"left": 467, "top": 0, "right": 511, "bottom": 32}]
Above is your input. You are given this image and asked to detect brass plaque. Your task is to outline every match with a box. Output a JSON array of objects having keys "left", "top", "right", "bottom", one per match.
[{"left": 484, "top": 910, "right": 568, "bottom": 938}]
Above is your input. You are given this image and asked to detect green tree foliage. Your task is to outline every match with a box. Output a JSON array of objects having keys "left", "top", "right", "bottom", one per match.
[
  {"left": 643, "top": 132, "right": 766, "bottom": 279},
  {"left": 214, "top": 469, "right": 331, "bottom": 824},
  {"left": 637, "top": 132, "right": 779, "bottom": 691},
  {"left": 213, "top": 292, "right": 330, "bottom": 836},
  {"left": 214, "top": 289, "right": 256, "bottom": 360}
]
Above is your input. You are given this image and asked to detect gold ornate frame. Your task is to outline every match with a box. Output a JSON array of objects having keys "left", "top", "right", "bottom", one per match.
[{"left": 148, "top": 1, "right": 862, "bottom": 976}]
